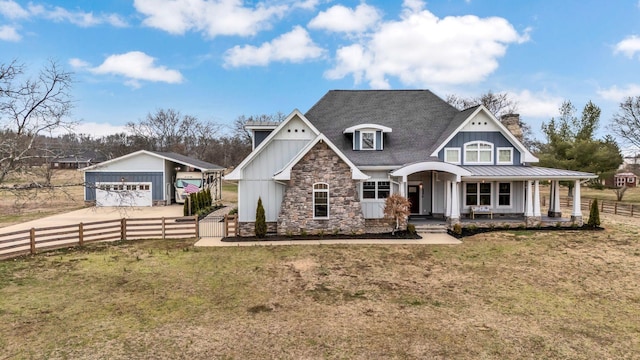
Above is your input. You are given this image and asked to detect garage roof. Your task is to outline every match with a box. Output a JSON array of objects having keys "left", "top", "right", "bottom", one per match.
[{"left": 79, "top": 150, "right": 225, "bottom": 172}]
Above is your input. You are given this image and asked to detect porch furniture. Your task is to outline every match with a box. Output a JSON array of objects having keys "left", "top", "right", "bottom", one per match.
[{"left": 471, "top": 206, "right": 493, "bottom": 219}]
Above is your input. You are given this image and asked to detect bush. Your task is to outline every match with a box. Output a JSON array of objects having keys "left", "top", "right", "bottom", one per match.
[
  {"left": 183, "top": 199, "right": 189, "bottom": 216},
  {"left": 452, "top": 223, "right": 462, "bottom": 235},
  {"left": 406, "top": 223, "right": 416, "bottom": 235},
  {"left": 588, "top": 199, "right": 601, "bottom": 228},
  {"left": 228, "top": 208, "right": 238, "bottom": 215},
  {"left": 255, "top": 197, "right": 267, "bottom": 238},
  {"left": 190, "top": 193, "right": 197, "bottom": 215}
]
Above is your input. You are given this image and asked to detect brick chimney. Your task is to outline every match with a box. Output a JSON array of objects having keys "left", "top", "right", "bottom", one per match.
[{"left": 501, "top": 114, "right": 523, "bottom": 142}]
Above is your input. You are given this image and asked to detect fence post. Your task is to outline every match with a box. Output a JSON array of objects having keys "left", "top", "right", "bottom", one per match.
[
  {"left": 614, "top": 202, "right": 618, "bottom": 215},
  {"left": 632, "top": 204, "right": 635, "bottom": 217},
  {"left": 162, "top": 217, "right": 166, "bottom": 240},
  {"left": 30, "top": 228, "right": 36, "bottom": 255},
  {"left": 224, "top": 214, "right": 228, "bottom": 237},
  {"left": 194, "top": 214, "right": 199, "bottom": 239},
  {"left": 234, "top": 215, "right": 238, "bottom": 236},
  {"left": 601, "top": 200, "right": 604, "bottom": 212},
  {"left": 79, "top": 223, "right": 84, "bottom": 246},
  {"left": 121, "top": 218, "right": 127, "bottom": 241}
]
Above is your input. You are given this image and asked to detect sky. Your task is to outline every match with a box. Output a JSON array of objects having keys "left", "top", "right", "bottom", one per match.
[{"left": 1, "top": 0, "right": 640, "bottom": 149}]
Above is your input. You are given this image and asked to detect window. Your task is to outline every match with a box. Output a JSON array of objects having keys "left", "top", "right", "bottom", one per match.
[
  {"left": 362, "top": 180, "right": 390, "bottom": 200},
  {"left": 464, "top": 141, "right": 493, "bottom": 164},
  {"left": 313, "top": 183, "right": 329, "bottom": 218},
  {"left": 497, "top": 148, "right": 513, "bottom": 164},
  {"left": 444, "top": 148, "right": 461, "bottom": 164},
  {"left": 465, "top": 182, "right": 491, "bottom": 206},
  {"left": 360, "top": 131, "right": 375, "bottom": 150},
  {"left": 498, "top": 182, "right": 511, "bottom": 206}
]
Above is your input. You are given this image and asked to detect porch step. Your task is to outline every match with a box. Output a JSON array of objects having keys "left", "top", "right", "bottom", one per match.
[{"left": 412, "top": 224, "right": 448, "bottom": 233}]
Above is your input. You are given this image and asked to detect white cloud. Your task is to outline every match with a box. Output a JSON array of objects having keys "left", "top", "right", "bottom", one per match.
[
  {"left": 508, "top": 90, "right": 562, "bottom": 118},
  {"left": 72, "top": 122, "right": 128, "bottom": 137},
  {"left": 0, "top": 24, "right": 20, "bottom": 41},
  {"left": 224, "top": 26, "right": 325, "bottom": 67},
  {"left": 134, "top": 0, "right": 287, "bottom": 38},
  {"left": 0, "top": 0, "right": 29, "bottom": 19},
  {"left": 597, "top": 84, "right": 640, "bottom": 101},
  {"left": 325, "top": 0, "right": 529, "bottom": 88},
  {"left": 89, "top": 51, "right": 184, "bottom": 87},
  {"left": 614, "top": 35, "right": 640, "bottom": 59},
  {"left": 293, "top": 0, "right": 320, "bottom": 11},
  {"left": 69, "top": 58, "right": 90, "bottom": 68},
  {"left": 308, "top": 3, "right": 381, "bottom": 33}
]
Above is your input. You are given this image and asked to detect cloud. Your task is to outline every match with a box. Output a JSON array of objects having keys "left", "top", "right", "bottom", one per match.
[
  {"left": 597, "top": 84, "right": 640, "bottom": 101},
  {"left": 293, "top": 0, "right": 320, "bottom": 11},
  {"left": 614, "top": 35, "right": 640, "bottom": 59},
  {"left": 308, "top": 3, "right": 381, "bottom": 33},
  {"left": 325, "top": 0, "right": 529, "bottom": 88},
  {"left": 224, "top": 26, "right": 325, "bottom": 67},
  {"left": 88, "top": 51, "right": 184, "bottom": 87},
  {"left": 508, "top": 90, "right": 562, "bottom": 118},
  {"left": 0, "top": 0, "right": 29, "bottom": 19},
  {"left": 133, "top": 0, "right": 287, "bottom": 38},
  {"left": 69, "top": 58, "right": 90, "bottom": 68},
  {"left": 0, "top": 24, "right": 20, "bottom": 41},
  {"left": 71, "top": 122, "right": 128, "bottom": 137}
]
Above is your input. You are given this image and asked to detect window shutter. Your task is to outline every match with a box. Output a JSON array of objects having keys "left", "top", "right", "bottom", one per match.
[
  {"left": 354, "top": 131, "right": 360, "bottom": 150},
  {"left": 376, "top": 131, "right": 382, "bottom": 150}
]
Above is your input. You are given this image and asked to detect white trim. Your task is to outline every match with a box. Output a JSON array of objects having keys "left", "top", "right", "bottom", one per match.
[
  {"left": 343, "top": 123, "right": 392, "bottom": 133},
  {"left": 226, "top": 109, "right": 321, "bottom": 180},
  {"left": 464, "top": 141, "right": 494, "bottom": 165},
  {"left": 313, "top": 182, "right": 329, "bottom": 219},
  {"left": 463, "top": 182, "right": 492, "bottom": 208},
  {"left": 361, "top": 179, "right": 391, "bottom": 201},
  {"left": 360, "top": 130, "right": 376, "bottom": 151},
  {"left": 273, "top": 134, "right": 369, "bottom": 181},
  {"left": 79, "top": 150, "right": 223, "bottom": 172},
  {"left": 497, "top": 147, "right": 514, "bottom": 165},
  {"left": 390, "top": 161, "right": 471, "bottom": 182},
  {"left": 444, "top": 147, "right": 461, "bottom": 164},
  {"left": 429, "top": 105, "right": 539, "bottom": 163}
]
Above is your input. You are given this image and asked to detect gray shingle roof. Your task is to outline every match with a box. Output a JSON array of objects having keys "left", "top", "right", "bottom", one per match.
[
  {"left": 151, "top": 151, "right": 225, "bottom": 171},
  {"left": 304, "top": 90, "right": 461, "bottom": 166}
]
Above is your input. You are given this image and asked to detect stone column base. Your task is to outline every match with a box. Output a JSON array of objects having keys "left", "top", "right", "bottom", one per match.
[
  {"left": 525, "top": 216, "right": 542, "bottom": 227},
  {"left": 446, "top": 217, "right": 460, "bottom": 227},
  {"left": 547, "top": 211, "right": 562, "bottom": 218},
  {"left": 570, "top": 216, "right": 583, "bottom": 226}
]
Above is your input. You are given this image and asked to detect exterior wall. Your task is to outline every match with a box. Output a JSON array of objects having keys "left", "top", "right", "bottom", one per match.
[
  {"left": 85, "top": 171, "right": 164, "bottom": 202},
  {"left": 460, "top": 180, "right": 525, "bottom": 216},
  {"left": 238, "top": 222, "right": 278, "bottom": 237},
  {"left": 277, "top": 141, "right": 365, "bottom": 235},
  {"left": 238, "top": 180, "right": 285, "bottom": 222},
  {"left": 253, "top": 130, "right": 272, "bottom": 149},
  {"left": 95, "top": 153, "right": 164, "bottom": 171},
  {"left": 360, "top": 170, "right": 391, "bottom": 219},
  {"left": 432, "top": 176, "right": 446, "bottom": 215},
  {"left": 407, "top": 172, "right": 433, "bottom": 214},
  {"left": 364, "top": 218, "right": 395, "bottom": 233},
  {"left": 243, "top": 139, "right": 309, "bottom": 179},
  {"left": 438, "top": 131, "right": 522, "bottom": 165}
]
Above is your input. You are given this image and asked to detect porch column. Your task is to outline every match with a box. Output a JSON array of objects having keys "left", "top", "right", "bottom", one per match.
[
  {"left": 450, "top": 181, "right": 460, "bottom": 222},
  {"left": 533, "top": 180, "right": 541, "bottom": 217},
  {"left": 548, "top": 180, "right": 562, "bottom": 217},
  {"left": 571, "top": 180, "right": 583, "bottom": 225},
  {"left": 400, "top": 176, "right": 407, "bottom": 197},
  {"left": 445, "top": 180, "right": 451, "bottom": 218},
  {"left": 525, "top": 180, "right": 533, "bottom": 217}
]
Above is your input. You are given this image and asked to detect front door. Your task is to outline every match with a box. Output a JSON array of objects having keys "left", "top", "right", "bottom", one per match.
[{"left": 408, "top": 185, "right": 420, "bottom": 214}]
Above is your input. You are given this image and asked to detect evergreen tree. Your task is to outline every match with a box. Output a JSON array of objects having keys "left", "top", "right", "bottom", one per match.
[
  {"left": 588, "top": 199, "right": 601, "bottom": 228},
  {"left": 255, "top": 197, "right": 267, "bottom": 238},
  {"left": 183, "top": 198, "right": 189, "bottom": 216}
]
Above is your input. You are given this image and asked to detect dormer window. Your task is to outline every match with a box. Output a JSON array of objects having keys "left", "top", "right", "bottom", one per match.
[
  {"left": 361, "top": 131, "right": 375, "bottom": 150},
  {"left": 344, "top": 123, "right": 392, "bottom": 151}
]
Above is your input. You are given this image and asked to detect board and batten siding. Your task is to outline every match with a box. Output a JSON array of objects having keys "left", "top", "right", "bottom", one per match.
[
  {"left": 85, "top": 172, "right": 164, "bottom": 201},
  {"left": 95, "top": 152, "right": 165, "bottom": 171},
  {"left": 438, "top": 131, "right": 522, "bottom": 165},
  {"left": 239, "top": 139, "right": 310, "bottom": 222}
]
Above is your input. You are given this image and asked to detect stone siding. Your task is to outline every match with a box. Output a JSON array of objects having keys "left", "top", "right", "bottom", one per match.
[
  {"left": 364, "top": 218, "right": 396, "bottom": 234},
  {"left": 277, "top": 141, "right": 366, "bottom": 235},
  {"left": 238, "top": 222, "right": 278, "bottom": 237}
]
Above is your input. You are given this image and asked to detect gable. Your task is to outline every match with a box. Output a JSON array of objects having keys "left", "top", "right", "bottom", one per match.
[
  {"left": 87, "top": 152, "right": 164, "bottom": 172},
  {"left": 273, "top": 115, "right": 315, "bottom": 141},
  {"left": 460, "top": 111, "right": 503, "bottom": 132},
  {"left": 438, "top": 132, "right": 522, "bottom": 165}
]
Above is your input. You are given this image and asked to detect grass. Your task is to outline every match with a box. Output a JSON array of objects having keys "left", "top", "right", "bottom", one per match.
[
  {"left": 1, "top": 213, "right": 639, "bottom": 358},
  {"left": 549, "top": 184, "right": 640, "bottom": 204}
]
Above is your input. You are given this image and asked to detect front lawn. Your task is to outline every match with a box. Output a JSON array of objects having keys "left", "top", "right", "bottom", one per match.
[{"left": 1, "top": 214, "right": 638, "bottom": 359}]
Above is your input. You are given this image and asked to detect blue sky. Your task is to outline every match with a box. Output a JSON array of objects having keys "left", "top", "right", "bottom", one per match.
[{"left": 1, "top": 0, "right": 640, "bottom": 148}]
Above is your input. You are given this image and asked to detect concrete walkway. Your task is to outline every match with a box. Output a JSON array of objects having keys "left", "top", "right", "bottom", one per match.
[{"left": 194, "top": 232, "right": 461, "bottom": 247}]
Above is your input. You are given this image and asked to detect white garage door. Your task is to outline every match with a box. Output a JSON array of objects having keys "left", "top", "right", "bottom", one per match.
[{"left": 96, "top": 182, "right": 153, "bottom": 207}]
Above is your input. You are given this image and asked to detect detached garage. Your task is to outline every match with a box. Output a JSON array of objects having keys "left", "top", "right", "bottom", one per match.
[{"left": 81, "top": 150, "right": 224, "bottom": 207}]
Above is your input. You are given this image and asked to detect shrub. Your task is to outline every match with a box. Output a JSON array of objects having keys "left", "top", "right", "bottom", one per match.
[
  {"left": 407, "top": 223, "right": 416, "bottom": 235},
  {"left": 452, "top": 223, "right": 462, "bottom": 235},
  {"left": 383, "top": 194, "right": 411, "bottom": 234},
  {"left": 190, "top": 193, "right": 197, "bottom": 215},
  {"left": 588, "top": 199, "right": 601, "bottom": 228},
  {"left": 228, "top": 208, "right": 238, "bottom": 215},
  {"left": 183, "top": 199, "right": 189, "bottom": 216},
  {"left": 255, "top": 197, "right": 267, "bottom": 238}
]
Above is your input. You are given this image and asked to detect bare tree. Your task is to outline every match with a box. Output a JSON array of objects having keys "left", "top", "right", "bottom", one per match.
[
  {"left": 0, "top": 60, "right": 74, "bottom": 183},
  {"left": 609, "top": 96, "right": 640, "bottom": 149}
]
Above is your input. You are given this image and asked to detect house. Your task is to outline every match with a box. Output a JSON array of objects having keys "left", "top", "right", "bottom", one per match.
[
  {"left": 614, "top": 172, "right": 638, "bottom": 188},
  {"left": 51, "top": 150, "right": 106, "bottom": 169},
  {"left": 81, "top": 150, "right": 224, "bottom": 207},
  {"left": 226, "top": 90, "right": 597, "bottom": 236}
]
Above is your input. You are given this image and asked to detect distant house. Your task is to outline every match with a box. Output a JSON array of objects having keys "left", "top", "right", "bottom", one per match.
[
  {"left": 614, "top": 172, "right": 638, "bottom": 188},
  {"left": 80, "top": 150, "right": 224, "bottom": 207},
  {"left": 226, "top": 90, "right": 597, "bottom": 236},
  {"left": 51, "top": 151, "right": 106, "bottom": 169}
]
